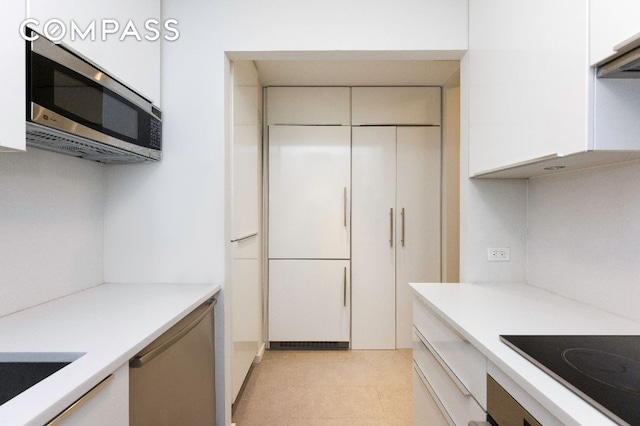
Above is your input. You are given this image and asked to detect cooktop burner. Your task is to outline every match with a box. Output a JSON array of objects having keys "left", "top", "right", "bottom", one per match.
[
  {"left": 501, "top": 335, "right": 640, "bottom": 426},
  {"left": 562, "top": 348, "right": 640, "bottom": 395}
]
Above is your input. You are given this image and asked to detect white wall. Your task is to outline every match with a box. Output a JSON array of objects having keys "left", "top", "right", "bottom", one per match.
[
  {"left": 0, "top": 149, "right": 105, "bottom": 317},
  {"left": 527, "top": 161, "right": 640, "bottom": 322},
  {"left": 459, "top": 54, "right": 528, "bottom": 283}
]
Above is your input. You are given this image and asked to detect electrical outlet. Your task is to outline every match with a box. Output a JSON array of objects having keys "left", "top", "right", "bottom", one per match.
[{"left": 488, "top": 247, "right": 510, "bottom": 262}]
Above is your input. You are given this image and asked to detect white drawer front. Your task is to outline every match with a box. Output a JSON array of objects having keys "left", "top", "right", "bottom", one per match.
[
  {"left": 413, "top": 331, "right": 486, "bottom": 425},
  {"left": 413, "top": 299, "right": 487, "bottom": 408},
  {"left": 413, "top": 364, "right": 453, "bottom": 426}
]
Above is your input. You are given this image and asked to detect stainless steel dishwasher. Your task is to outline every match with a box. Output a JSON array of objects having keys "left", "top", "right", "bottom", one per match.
[{"left": 129, "top": 298, "right": 216, "bottom": 425}]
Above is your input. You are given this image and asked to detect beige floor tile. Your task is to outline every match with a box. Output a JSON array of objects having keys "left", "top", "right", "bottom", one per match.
[
  {"left": 380, "top": 397, "right": 413, "bottom": 423},
  {"left": 289, "top": 385, "right": 384, "bottom": 419},
  {"left": 233, "top": 349, "right": 413, "bottom": 425}
]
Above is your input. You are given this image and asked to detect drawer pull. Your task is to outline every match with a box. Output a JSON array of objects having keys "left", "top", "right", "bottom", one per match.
[
  {"left": 415, "top": 327, "right": 472, "bottom": 397},
  {"left": 46, "top": 374, "right": 114, "bottom": 425},
  {"left": 414, "top": 361, "right": 456, "bottom": 426}
]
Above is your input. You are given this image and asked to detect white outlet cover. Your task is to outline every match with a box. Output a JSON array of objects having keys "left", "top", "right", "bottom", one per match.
[{"left": 488, "top": 247, "right": 510, "bottom": 262}]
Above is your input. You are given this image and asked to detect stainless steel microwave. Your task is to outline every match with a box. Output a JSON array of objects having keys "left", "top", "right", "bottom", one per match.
[{"left": 25, "top": 29, "right": 161, "bottom": 163}]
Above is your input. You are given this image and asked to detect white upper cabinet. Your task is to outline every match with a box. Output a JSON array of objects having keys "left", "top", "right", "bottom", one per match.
[
  {"left": 590, "top": 0, "right": 640, "bottom": 65},
  {"left": 26, "top": 0, "right": 161, "bottom": 105},
  {"left": 469, "top": 0, "right": 640, "bottom": 178},
  {"left": 1, "top": 1, "right": 26, "bottom": 151},
  {"left": 352, "top": 87, "right": 441, "bottom": 126},
  {"left": 266, "top": 87, "right": 351, "bottom": 125},
  {"left": 468, "top": 0, "right": 590, "bottom": 177}
]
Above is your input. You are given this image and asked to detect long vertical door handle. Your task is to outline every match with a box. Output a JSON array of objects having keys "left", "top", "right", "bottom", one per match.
[
  {"left": 401, "top": 208, "right": 405, "bottom": 247},
  {"left": 343, "top": 187, "right": 347, "bottom": 227},
  {"left": 343, "top": 267, "right": 347, "bottom": 307},
  {"left": 390, "top": 208, "right": 394, "bottom": 247}
]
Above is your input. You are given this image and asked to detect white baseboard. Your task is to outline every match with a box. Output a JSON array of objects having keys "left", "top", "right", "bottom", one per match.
[{"left": 253, "top": 341, "right": 266, "bottom": 364}]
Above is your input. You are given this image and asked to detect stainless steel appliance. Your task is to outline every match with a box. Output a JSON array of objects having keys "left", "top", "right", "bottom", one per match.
[
  {"left": 501, "top": 335, "right": 640, "bottom": 425},
  {"left": 486, "top": 375, "right": 540, "bottom": 426},
  {"left": 25, "top": 29, "right": 162, "bottom": 163},
  {"left": 129, "top": 298, "right": 216, "bottom": 425}
]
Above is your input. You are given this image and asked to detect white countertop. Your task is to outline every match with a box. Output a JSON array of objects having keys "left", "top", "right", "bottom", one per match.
[
  {"left": 410, "top": 282, "right": 640, "bottom": 426},
  {"left": 0, "top": 282, "right": 220, "bottom": 426}
]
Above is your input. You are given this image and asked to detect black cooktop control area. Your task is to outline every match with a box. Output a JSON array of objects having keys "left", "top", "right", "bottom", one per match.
[{"left": 500, "top": 335, "right": 640, "bottom": 426}]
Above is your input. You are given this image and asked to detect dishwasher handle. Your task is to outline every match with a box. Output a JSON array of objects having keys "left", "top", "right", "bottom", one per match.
[{"left": 130, "top": 298, "right": 216, "bottom": 368}]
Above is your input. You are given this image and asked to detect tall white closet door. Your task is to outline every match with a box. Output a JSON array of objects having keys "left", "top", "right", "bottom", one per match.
[
  {"left": 268, "top": 125, "right": 351, "bottom": 259},
  {"left": 396, "top": 126, "right": 442, "bottom": 348},
  {"left": 268, "top": 259, "right": 350, "bottom": 342},
  {"left": 351, "top": 127, "right": 397, "bottom": 349}
]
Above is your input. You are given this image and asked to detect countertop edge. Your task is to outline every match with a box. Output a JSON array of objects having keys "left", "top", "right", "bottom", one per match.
[
  {"left": 409, "top": 282, "right": 640, "bottom": 426},
  {"left": 0, "top": 282, "right": 221, "bottom": 426}
]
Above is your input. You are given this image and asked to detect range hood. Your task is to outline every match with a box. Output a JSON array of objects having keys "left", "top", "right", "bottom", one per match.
[{"left": 597, "top": 32, "right": 640, "bottom": 78}]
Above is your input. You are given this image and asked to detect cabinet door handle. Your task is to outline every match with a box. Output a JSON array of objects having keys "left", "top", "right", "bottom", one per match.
[
  {"left": 343, "top": 187, "right": 347, "bottom": 227},
  {"left": 390, "top": 208, "right": 394, "bottom": 247},
  {"left": 401, "top": 208, "right": 405, "bottom": 247},
  {"left": 343, "top": 267, "right": 347, "bottom": 307}
]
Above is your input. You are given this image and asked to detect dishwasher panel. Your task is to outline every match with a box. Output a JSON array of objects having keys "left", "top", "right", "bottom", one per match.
[{"left": 129, "top": 298, "right": 216, "bottom": 425}]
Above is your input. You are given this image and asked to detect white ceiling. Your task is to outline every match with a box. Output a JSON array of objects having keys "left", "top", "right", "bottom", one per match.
[{"left": 254, "top": 60, "right": 460, "bottom": 87}]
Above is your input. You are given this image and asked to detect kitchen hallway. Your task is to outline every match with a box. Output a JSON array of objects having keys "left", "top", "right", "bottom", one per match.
[{"left": 232, "top": 349, "right": 413, "bottom": 425}]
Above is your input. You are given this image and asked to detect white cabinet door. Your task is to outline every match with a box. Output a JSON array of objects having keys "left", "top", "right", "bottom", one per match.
[
  {"left": 352, "top": 87, "right": 441, "bottom": 126},
  {"left": 352, "top": 126, "right": 441, "bottom": 350},
  {"left": 231, "top": 61, "right": 262, "bottom": 403},
  {"left": 396, "top": 127, "right": 441, "bottom": 348},
  {"left": 266, "top": 87, "right": 351, "bottom": 125},
  {"left": 268, "top": 259, "right": 350, "bottom": 342},
  {"left": 0, "top": 0, "right": 26, "bottom": 152},
  {"left": 351, "top": 127, "right": 397, "bottom": 349},
  {"left": 268, "top": 125, "right": 350, "bottom": 259},
  {"left": 468, "top": 0, "right": 590, "bottom": 176}
]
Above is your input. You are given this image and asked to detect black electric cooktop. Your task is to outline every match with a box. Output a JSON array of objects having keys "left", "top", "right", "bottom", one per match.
[{"left": 501, "top": 335, "right": 640, "bottom": 426}]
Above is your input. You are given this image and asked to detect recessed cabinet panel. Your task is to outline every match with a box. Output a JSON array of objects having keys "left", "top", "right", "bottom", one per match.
[
  {"left": 352, "top": 87, "right": 441, "bottom": 125},
  {"left": 351, "top": 127, "right": 397, "bottom": 349},
  {"left": 268, "top": 259, "right": 350, "bottom": 342},
  {"left": 268, "top": 125, "right": 350, "bottom": 259},
  {"left": 266, "top": 87, "right": 351, "bottom": 125}
]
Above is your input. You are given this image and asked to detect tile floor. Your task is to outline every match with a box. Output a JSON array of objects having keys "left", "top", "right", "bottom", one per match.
[{"left": 232, "top": 349, "right": 413, "bottom": 425}]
